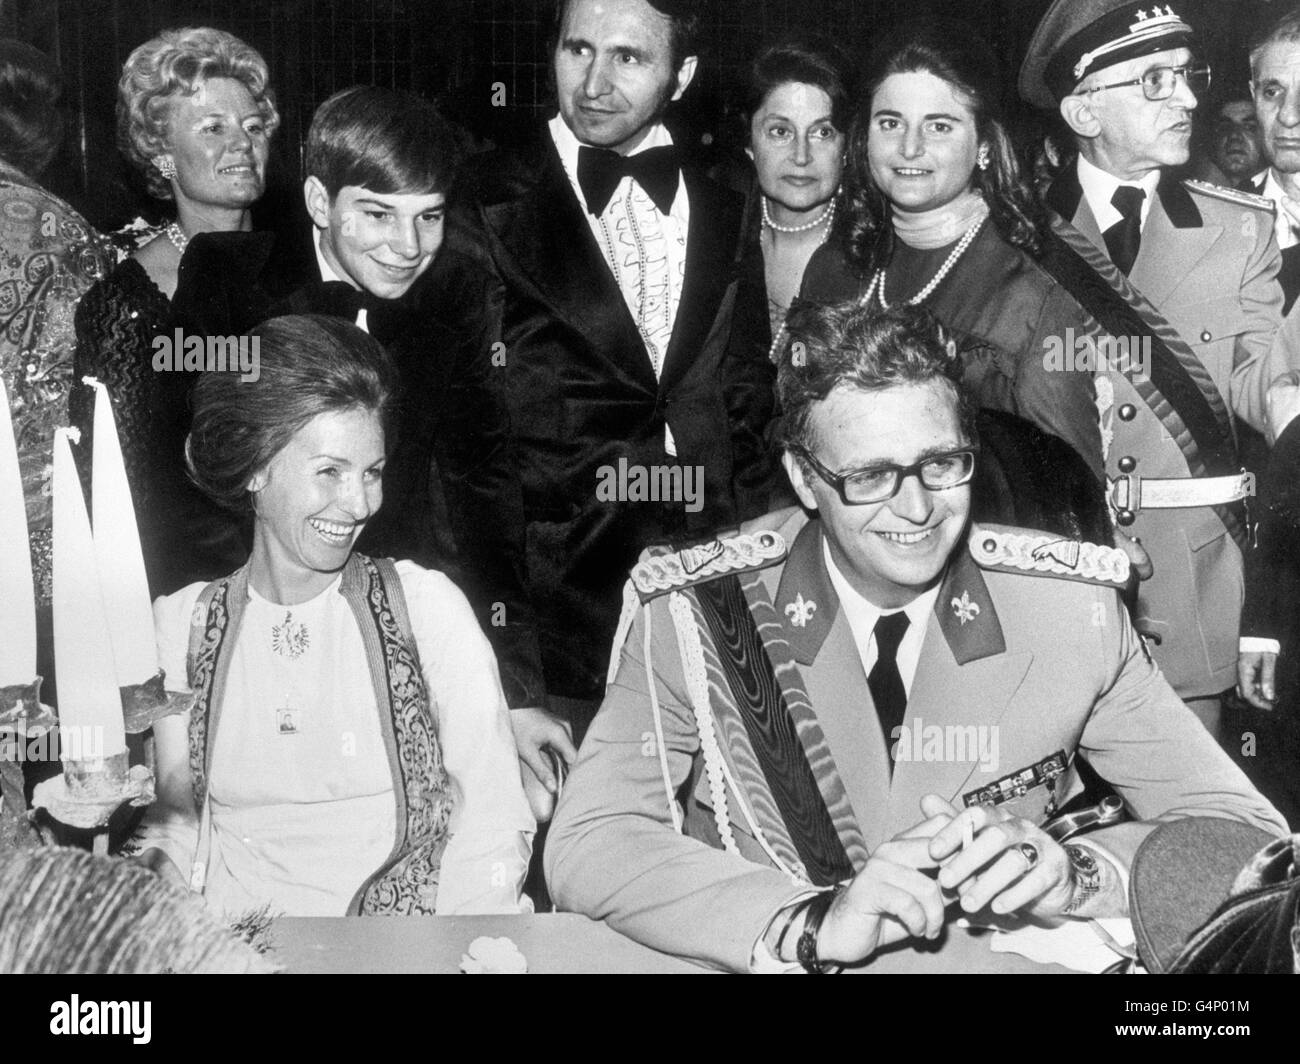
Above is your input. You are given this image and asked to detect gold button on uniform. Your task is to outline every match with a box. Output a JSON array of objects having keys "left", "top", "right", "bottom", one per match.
[
  {"left": 1200, "top": 330, "right": 1212, "bottom": 342},
  {"left": 1118, "top": 456, "right": 1137, "bottom": 473},
  {"left": 1118, "top": 404, "right": 1137, "bottom": 421}
]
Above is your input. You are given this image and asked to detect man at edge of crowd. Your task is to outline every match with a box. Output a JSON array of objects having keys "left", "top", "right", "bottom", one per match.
[
  {"left": 1202, "top": 93, "right": 1264, "bottom": 191},
  {"left": 1021, "top": 0, "right": 1298, "bottom": 740},
  {"left": 1246, "top": 11, "right": 1300, "bottom": 313}
]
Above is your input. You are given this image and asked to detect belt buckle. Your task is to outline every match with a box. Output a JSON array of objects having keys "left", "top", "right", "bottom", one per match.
[{"left": 1109, "top": 472, "right": 1141, "bottom": 515}]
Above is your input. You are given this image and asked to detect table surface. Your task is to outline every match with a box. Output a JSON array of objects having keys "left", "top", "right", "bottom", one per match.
[
  {"left": 270, "top": 915, "right": 1077, "bottom": 974},
  {"left": 272, "top": 914, "right": 711, "bottom": 974}
]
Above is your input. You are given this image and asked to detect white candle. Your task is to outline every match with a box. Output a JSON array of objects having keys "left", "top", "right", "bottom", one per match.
[
  {"left": 52, "top": 427, "right": 126, "bottom": 760},
  {"left": 87, "top": 378, "right": 157, "bottom": 684},
  {"left": 0, "top": 374, "right": 36, "bottom": 686}
]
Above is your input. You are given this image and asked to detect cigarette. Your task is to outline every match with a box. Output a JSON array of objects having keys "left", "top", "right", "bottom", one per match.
[{"left": 962, "top": 819, "right": 974, "bottom": 851}]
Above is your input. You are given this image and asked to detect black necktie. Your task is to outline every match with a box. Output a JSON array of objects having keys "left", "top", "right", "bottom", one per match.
[
  {"left": 868, "top": 611, "right": 910, "bottom": 772},
  {"left": 1104, "top": 185, "right": 1146, "bottom": 276},
  {"left": 576, "top": 144, "right": 680, "bottom": 216}
]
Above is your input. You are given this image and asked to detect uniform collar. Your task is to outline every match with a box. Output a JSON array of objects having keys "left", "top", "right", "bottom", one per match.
[
  {"left": 775, "top": 519, "right": 839, "bottom": 665},
  {"left": 1155, "top": 167, "right": 1200, "bottom": 228},
  {"left": 775, "top": 520, "right": 1006, "bottom": 667},
  {"left": 934, "top": 532, "right": 1006, "bottom": 664}
]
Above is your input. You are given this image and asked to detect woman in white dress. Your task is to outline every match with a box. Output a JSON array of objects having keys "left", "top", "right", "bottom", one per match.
[{"left": 136, "top": 314, "right": 534, "bottom": 917}]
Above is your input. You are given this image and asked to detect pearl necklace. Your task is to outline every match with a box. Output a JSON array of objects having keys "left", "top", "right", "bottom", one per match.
[
  {"left": 861, "top": 216, "right": 985, "bottom": 310},
  {"left": 766, "top": 213, "right": 837, "bottom": 363},
  {"left": 164, "top": 221, "right": 189, "bottom": 255},
  {"left": 762, "top": 196, "right": 835, "bottom": 234}
]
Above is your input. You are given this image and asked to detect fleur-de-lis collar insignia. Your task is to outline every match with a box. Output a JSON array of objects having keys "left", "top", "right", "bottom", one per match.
[
  {"left": 935, "top": 539, "right": 1006, "bottom": 665},
  {"left": 785, "top": 593, "right": 817, "bottom": 627},
  {"left": 951, "top": 590, "right": 981, "bottom": 625}
]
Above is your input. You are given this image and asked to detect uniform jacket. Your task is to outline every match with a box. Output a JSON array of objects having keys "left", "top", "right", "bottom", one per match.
[
  {"left": 1045, "top": 166, "right": 1294, "bottom": 697},
  {"left": 546, "top": 507, "right": 1284, "bottom": 972},
  {"left": 1048, "top": 164, "right": 1288, "bottom": 435},
  {"left": 465, "top": 129, "right": 778, "bottom": 701}
]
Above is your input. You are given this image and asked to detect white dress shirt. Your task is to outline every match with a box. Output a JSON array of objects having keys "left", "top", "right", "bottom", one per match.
[
  {"left": 1076, "top": 154, "right": 1161, "bottom": 233},
  {"left": 1257, "top": 168, "right": 1299, "bottom": 251},
  {"left": 822, "top": 538, "right": 941, "bottom": 696},
  {"left": 549, "top": 114, "right": 689, "bottom": 455}
]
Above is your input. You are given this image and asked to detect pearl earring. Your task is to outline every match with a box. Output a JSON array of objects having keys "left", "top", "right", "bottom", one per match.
[
  {"left": 976, "top": 145, "right": 990, "bottom": 172},
  {"left": 155, "top": 157, "right": 177, "bottom": 180}
]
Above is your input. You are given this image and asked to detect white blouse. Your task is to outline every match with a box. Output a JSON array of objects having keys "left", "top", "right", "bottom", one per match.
[{"left": 142, "top": 561, "right": 535, "bottom": 917}]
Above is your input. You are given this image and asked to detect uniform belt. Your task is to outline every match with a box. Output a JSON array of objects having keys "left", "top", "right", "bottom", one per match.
[{"left": 1108, "top": 472, "right": 1253, "bottom": 512}]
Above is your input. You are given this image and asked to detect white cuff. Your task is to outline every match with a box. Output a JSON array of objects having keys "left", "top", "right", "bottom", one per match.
[{"left": 1239, "top": 637, "right": 1281, "bottom": 654}]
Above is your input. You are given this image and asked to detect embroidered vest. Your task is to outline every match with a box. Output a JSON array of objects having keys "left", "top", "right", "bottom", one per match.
[{"left": 185, "top": 554, "right": 453, "bottom": 914}]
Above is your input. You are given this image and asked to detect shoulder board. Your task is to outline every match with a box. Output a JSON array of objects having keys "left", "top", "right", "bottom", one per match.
[
  {"left": 968, "top": 524, "right": 1130, "bottom": 589},
  {"left": 630, "top": 530, "right": 787, "bottom": 602},
  {"left": 1182, "top": 179, "right": 1275, "bottom": 214}
]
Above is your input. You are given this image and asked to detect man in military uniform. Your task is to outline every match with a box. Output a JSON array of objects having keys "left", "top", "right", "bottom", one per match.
[
  {"left": 545, "top": 304, "right": 1282, "bottom": 973},
  {"left": 1020, "top": 0, "right": 1298, "bottom": 736}
]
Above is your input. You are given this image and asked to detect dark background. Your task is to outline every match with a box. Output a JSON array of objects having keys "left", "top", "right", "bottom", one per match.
[{"left": 0, "top": 0, "right": 1289, "bottom": 230}]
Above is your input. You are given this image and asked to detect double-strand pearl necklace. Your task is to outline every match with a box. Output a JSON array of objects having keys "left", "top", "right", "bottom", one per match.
[
  {"left": 860, "top": 215, "right": 986, "bottom": 310},
  {"left": 762, "top": 195, "right": 836, "bottom": 234},
  {"left": 765, "top": 205, "right": 837, "bottom": 363},
  {"left": 164, "top": 221, "right": 189, "bottom": 255}
]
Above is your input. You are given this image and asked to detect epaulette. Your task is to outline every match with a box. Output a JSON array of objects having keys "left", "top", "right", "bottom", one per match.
[
  {"left": 968, "top": 524, "right": 1130, "bottom": 590},
  {"left": 629, "top": 530, "right": 787, "bottom": 602},
  {"left": 1182, "top": 178, "right": 1275, "bottom": 214}
]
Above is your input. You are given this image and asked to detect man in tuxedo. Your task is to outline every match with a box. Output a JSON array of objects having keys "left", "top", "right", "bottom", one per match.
[
  {"left": 1021, "top": 0, "right": 1297, "bottom": 738},
  {"left": 467, "top": 0, "right": 778, "bottom": 739},
  {"left": 171, "top": 87, "right": 572, "bottom": 790},
  {"left": 545, "top": 303, "right": 1283, "bottom": 973}
]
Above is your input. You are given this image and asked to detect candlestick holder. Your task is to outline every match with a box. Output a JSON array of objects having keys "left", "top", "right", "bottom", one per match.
[
  {"left": 27, "top": 669, "right": 190, "bottom": 855},
  {"left": 119, "top": 669, "right": 192, "bottom": 734},
  {"left": 31, "top": 752, "right": 154, "bottom": 856},
  {"left": 1, "top": 678, "right": 57, "bottom": 852},
  {"left": 0, "top": 677, "right": 58, "bottom": 735}
]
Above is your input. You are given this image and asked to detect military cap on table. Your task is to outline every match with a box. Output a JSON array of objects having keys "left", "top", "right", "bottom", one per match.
[{"left": 1020, "top": 1, "right": 1196, "bottom": 109}]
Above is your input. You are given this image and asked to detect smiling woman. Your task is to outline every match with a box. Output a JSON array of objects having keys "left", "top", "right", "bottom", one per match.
[
  {"left": 800, "top": 21, "right": 1130, "bottom": 484},
  {"left": 134, "top": 315, "right": 535, "bottom": 918},
  {"left": 71, "top": 27, "right": 280, "bottom": 596}
]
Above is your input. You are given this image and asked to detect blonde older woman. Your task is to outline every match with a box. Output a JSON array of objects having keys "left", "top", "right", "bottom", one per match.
[{"left": 73, "top": 26, "right": 279, "bottom": 595}]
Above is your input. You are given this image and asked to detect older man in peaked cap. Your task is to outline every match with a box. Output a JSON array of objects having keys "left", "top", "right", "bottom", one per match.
[{"left": 1021, "top": 0, "right": 1300, "bottom": 740}]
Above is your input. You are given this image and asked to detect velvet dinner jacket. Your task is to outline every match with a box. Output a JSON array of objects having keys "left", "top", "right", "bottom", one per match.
[
  {"left": 546, "top": 507, "right": 1284, "bottom": 972},
  {"left": 467, "top": 129, "right": 776, "bottom": 700}
]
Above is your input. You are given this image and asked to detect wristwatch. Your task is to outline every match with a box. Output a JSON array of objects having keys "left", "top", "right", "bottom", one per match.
[
  {"left": 796, "top": 884, "right": 845, "bottom": 974},
  {"left": 1064, "top": 843, "right": 1101, "bottom": 914}
]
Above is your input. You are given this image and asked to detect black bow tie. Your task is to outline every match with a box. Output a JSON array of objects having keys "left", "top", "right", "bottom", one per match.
[
  {"left": 576, "top": 144, "right": 680, "bottom": 216},
  {"left": 307, "top": 281, "right": 420, "bottom": 345}
]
